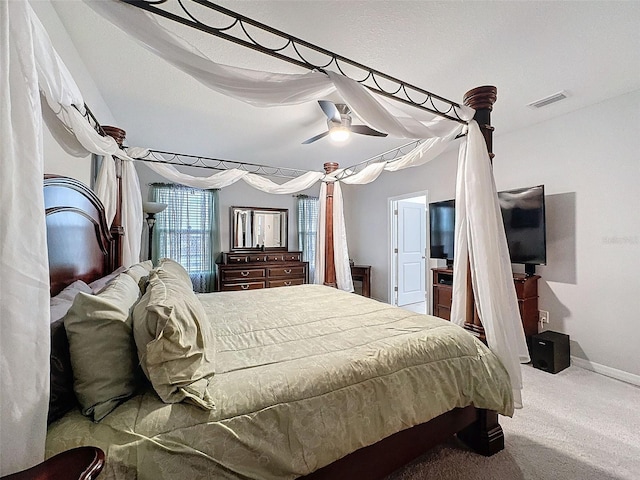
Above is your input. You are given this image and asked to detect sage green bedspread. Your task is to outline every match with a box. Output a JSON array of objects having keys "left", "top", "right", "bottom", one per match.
[{"left": 47, "top": 284, "right": 513, "bottom": 479}]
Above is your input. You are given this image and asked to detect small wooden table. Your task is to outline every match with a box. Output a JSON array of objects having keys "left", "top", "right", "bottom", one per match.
[{"left": 350, "top": 265, "right": 371, "bottom": 298}]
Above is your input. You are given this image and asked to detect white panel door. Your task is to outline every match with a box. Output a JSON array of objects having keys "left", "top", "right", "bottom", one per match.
[{"left": 397, "top": 200, "right": 426, "bottom": 306}]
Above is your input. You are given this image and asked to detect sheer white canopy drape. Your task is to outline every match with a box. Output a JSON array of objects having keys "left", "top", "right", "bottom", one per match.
[
  {"left": 1, "top": 4, "right": 142, "bottom": 473},
  {"left": 29, "top": 1, "right": 143, "bottom": 267},
  {"left": 451, "top": 121, "right": 530, "bottom": 408},
  {"left": 1, "top": 2, "right": 50, "bottom": 474}
]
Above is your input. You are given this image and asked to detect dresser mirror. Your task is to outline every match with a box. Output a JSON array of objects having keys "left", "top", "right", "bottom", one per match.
[{"left": 231, "top": 206, "right": 288, "bottom": 250}]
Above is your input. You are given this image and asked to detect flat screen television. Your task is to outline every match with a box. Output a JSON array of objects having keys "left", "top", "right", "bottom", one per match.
[
  {"left": 498, "top": 185, "right": 547, "bottom": 268},
  {"left": 429, "top": 199, "right": 455, "bottom": 263},
  {"left": 429, "top": 185, "right": 547, "bottom": 274}
]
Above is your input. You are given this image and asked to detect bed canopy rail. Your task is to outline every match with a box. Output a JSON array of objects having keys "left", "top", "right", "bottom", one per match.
[
  {"left": 332, "top": 140, "right": 425, "bottom": 181},
  {"left": 131, "top": 149, "right": 313, "bottom": 179},
  {"left": 122, "top": 0, "right": 468, "bottom": 124}
]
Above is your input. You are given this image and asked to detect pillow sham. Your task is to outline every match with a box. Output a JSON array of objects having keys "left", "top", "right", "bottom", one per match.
[
  {"left": 49, "top": 280, "right": 92, "bottom": 424},
  {"left": 132, "top": 266, "right": 215, "bottom": 409},
  {"left": 88, "top": 266, "right": 126, "bottom": 293},
  {"left": 124, "top": 260, "right": 153, "bottom": 285},
  {"left": 156, "top": 257, "right": 192, "bottom": 289},
  {"left": 64, "top": 273, "right": 142, "bottom": 422}
]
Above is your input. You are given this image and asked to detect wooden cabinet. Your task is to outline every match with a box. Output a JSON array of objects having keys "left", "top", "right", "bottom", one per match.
[
  {"left": 432, "top": 269, "right": 454, "bottom": 320},
  {"left": 512, "top": 273, "right": 541, "bottom": 337},
  {"left": 215, "top": 251, "right": 308, "bottom": 291},
  {"left": 432, "top": 268, "right": 540, "bottom": 337},
  {"left": 350, "top": 265, "right": 371, "bottom": 297}
]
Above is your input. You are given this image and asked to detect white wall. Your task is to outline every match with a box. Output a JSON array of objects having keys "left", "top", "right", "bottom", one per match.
[
  {"left": 30, "top": 1, "right": 117, "bottom": 185},
  {"left": 345, "top": 90, "right": 640, "bottom": 378}
]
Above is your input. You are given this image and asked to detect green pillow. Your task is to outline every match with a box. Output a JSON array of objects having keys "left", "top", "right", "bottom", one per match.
[
  {"left": 156, "top": 257, "right": 192, "bottom": 290},
  {"left": 124, "top": 260, "right": 153, "bottom": 285},
  {"left": 64, "top": 273, "right": 141, "bottom": 422},
  {"left": 132, "top": 266, "right": 216, "bottom": 410}
]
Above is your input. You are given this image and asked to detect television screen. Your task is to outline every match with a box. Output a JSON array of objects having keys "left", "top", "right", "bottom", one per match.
[
  {"left": 428, "top": 185, "right": 547, "bottom": 266},
  {"left": 429, "top": 199, "right": 455, "bottom": 260},
  {"left": 497, "top": 185, "right": 547, "bottom": 265}
]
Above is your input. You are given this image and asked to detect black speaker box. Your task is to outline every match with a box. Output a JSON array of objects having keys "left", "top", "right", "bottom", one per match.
[{"left": 531, "top": 331, "right": 570, "bottom": 374}]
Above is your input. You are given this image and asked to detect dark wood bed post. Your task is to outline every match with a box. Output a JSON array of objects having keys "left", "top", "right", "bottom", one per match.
[
  {"left": 101, "top": 125, "right": 126, "bottom": 269},
  {"left": 461, "top": 86, "right": 498, "bottom": 338},
  {"left": 322, "top": 162, "right": 339, "bottom": 288},
  {"left": 455, "top": 86, "right": 504, "bottom": 456}
]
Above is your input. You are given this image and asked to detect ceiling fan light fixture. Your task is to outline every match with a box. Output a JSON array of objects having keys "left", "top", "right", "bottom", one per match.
[{"left": 329, "top": 126, "right": 350, "bottom": 142}]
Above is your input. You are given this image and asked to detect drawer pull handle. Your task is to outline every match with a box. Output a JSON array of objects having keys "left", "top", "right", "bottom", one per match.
[
  {"left": 240, "top": 284, "right": 249, "bottom": 290},
  {"left": 241, "top": 271, "right": 249, "bottom": 277},
  {"left": 284, "top": 281, "right": 292, "bottom": 286},
  {"left": 284, "top": 269, "right": 292, "bottom": 274}
]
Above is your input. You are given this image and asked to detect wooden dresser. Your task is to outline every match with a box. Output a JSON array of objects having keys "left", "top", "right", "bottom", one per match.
[
  {"left": 215, "top": 251, "right": 308, "bottom": 291},
  {"left": 432, "top": 268, "right": 541, "bottom": 338}
]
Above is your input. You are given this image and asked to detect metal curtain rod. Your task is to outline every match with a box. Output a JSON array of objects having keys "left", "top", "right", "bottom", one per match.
[
  {"left": 134, "top": 145, "right": 441, "bottom": 183},
  {"left": 132, "top": 149, "right": 313, "bottom": 179},
  {"left": 333, "top": 140, "right": 425, "bottom": 181},
  {"left": 121, "top": 0, "right": 467, "bottom": 123}
]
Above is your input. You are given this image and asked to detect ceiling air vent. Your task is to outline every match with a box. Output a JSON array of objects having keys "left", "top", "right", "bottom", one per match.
[{"left": 527, "top": 91, "right": 568, "bottom": 109}]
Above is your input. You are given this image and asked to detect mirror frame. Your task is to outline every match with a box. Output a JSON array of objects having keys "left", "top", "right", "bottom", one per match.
[{"left": 230, "top": 206, "right": 288, "bottom": 251}]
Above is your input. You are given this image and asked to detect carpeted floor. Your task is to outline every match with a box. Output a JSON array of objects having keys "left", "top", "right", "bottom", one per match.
[{"left": 386, "top": 364, "right": 640, "bottom": 480}]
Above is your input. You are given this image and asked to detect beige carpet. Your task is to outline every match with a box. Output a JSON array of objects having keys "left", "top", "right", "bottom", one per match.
[{"left": 386, "top": 364, "right": 640, "bottom": 480}]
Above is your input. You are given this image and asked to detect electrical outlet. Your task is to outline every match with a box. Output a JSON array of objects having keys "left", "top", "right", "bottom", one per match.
[{"left": 539, "top": 310, "right": 549, "bottom": 324}]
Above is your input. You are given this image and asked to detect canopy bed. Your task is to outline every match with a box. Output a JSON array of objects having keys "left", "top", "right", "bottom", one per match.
[
  {"left": 43, "top": 175, "right": 512, "bottom": 479},
  {"left": 2, "top": 0, "right": 529, "bottom": 477}
]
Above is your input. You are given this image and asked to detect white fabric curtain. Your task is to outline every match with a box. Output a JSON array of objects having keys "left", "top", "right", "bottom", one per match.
[
  {"left": 93, "top": 155, "right": 143, "bottom": 266},
  {"left": 332, "top": 182, "right": 354, "bottom": 292},
  {"left": 2, "top": 4, "right": 146, "bottom": 472},
  {"left": 1, "top": 1, "right": 50, "bottom": 474},
  {"left": 121, "top": 160, "right": 143, "bottom": 266},
  {"left": 30, "top": 5, "right": 142, "bottom": 267},
  {"left": 133, "top": 150, "right": 327, "bottom": 194},
  {"left": 314, "top": 183, "right": 328, "bottom": 288},
  {"left": 86, "top": 0, "right": 473, "bottom": 134},
  {"left": 314, "top": 182, "right": 354, "bottom": 292},
  {"left": 450, "top": 121, "right": 529, "bottom": 408},
  {"left": 94, "top": 156, "right": 118, "bottom": 225}
]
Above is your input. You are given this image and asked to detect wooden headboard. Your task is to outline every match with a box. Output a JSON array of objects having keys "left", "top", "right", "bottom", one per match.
[{"left": 44, "top": 175, "right": 117, "bottom": 296}]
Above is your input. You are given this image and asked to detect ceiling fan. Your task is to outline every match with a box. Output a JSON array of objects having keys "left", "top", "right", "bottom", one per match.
[{"left": 302, "top": 100, "right": 388, "bottom": 144}]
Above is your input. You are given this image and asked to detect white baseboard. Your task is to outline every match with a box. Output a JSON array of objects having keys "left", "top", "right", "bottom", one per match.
[{"left": 571, "top": 356, "right": 640, "bottom": 386}]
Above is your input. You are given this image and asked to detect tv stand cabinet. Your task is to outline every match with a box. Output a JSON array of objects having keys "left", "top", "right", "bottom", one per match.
[{"left": 431, "top": 268, "right": 540, "bottom": 339}]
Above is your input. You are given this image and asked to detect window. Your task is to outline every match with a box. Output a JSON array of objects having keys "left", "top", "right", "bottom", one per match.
[
  {"left": 296, "top": 195, "right": 319, "bottom": 282},
  {"left": 150, "top": 184, "right": 220, "bottom": 292}
]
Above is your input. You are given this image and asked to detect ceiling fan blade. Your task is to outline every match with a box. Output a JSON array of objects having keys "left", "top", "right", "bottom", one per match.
[
  {"left": 302, "top": 131, "right": 330, "bottom": 144},
  {"left": 351, "top": 125, "right": 388, "bottom": 137},
  {"left": 318, "top": 100, "right": 341, "bottom": 123}
]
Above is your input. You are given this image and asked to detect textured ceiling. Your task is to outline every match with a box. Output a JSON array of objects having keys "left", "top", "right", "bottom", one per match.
[{"left": 52, "top": 0, "right": 640, "bottom": 172}]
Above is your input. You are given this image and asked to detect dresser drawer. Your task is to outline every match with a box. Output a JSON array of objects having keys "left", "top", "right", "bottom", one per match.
[
  {"left": 221, "top": 268, "right": 265, "bottom": 282},
  {"left": 225, "top": 254, "right": 249, "bottom": 263},
  {"left": 247, "top": 254, "right": 270, "bottom": 262},
  {"left": 268, "top": 278, "right": 305, "bottom": 288},
  {"left": 268, "top": 265, "right": 306, "bottom": 278},
  {"left": 220, "top": 281, "right": 266, "bottom": 291}
]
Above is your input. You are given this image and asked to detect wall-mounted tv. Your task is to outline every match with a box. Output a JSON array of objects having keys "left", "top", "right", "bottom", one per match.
[{"left": 429, "top": 185, "right": 547, "bottom": 274}]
